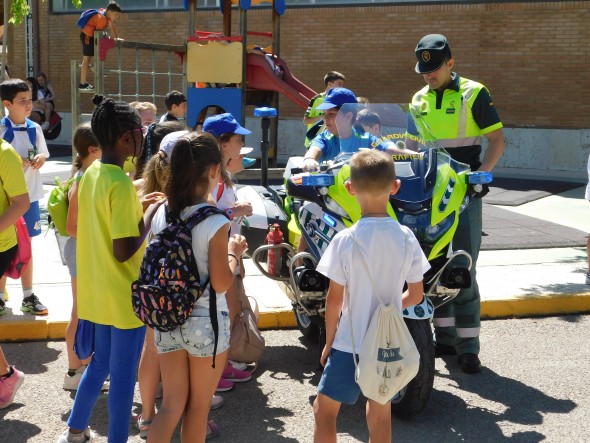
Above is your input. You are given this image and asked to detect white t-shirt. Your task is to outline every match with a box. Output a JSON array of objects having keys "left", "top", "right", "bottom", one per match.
[
  {"left": 151, "top": 203, "right": 230, "bottom": 311},
  {"left": 0, "top": 118, "right": 50, "bottom": 202},
  {"left": 212, "top": 175, "right": 241, "bottom": 236},
  {"left": 316, "top": 217, "right": 430, "bottom": 354}
]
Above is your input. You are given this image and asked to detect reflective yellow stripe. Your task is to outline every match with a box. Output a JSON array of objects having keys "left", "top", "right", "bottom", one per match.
[{"left": 457, "top": 84, "right": 476, "bottom": 139}]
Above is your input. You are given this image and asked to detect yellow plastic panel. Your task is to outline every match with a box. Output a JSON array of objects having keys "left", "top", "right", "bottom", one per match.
[{"left": 187, "top": 41, "right": 243, "bottom": 84}]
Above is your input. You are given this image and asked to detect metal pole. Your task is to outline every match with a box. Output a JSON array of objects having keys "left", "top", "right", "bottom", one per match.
[{"left": 254, "top": 107, "right": 277, "bottom": 188}]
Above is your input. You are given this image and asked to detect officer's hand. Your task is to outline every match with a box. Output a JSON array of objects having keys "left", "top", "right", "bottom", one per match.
[{"left": 302, "top": 157, "right": 319, "bottom": 172}]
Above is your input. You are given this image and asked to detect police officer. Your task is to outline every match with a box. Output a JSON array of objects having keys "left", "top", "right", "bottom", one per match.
[{"left": 407, "top": 34, "right": 505, "bottom": 374}]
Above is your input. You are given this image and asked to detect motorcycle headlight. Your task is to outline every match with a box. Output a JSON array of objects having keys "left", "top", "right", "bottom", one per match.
[
  {"left": 323, "top": 195, "right": 349, "bottom": 219},
  {"left": 398, "top": 211, "right": 455, "bottom": 244}
]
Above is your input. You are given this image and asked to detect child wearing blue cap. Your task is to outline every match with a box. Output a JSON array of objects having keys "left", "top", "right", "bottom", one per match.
[
  {"left": 203, "top": 113, "right": 257, "bottom": 389},
  {"left": 302, "top": 88, "right": 404, "bottom": 171},
  {"left": 203, "top": 113, "right": 254, "bottom": 229}
]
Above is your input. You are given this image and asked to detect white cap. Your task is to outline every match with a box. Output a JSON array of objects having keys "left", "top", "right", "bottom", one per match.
[{"left": 158, "top": 130, "right": 189, "bottom": 162}]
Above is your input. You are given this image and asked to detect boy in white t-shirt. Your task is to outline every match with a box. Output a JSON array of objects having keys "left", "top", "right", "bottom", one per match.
[
  {"left": 313, "top": 149, "right": 430, "bottom": 443},
  {"left": 0, "top": 79, "right": 50, "bottom": 315}
]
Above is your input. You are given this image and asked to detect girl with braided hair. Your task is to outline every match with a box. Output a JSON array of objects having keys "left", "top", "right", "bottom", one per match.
[{"left": 57, "top": 95, "right": 165, "bottom": 443}]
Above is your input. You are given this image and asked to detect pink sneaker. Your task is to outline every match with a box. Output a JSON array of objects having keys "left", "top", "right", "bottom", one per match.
[
  {"left": 0, "top": 366, "right": 25, "bottom": 409},
  {"left": 216, "top": 377, "right": 234, "bottom": 392},
  {"left": 221, "top": 361, "right": 251, "bottom": 383}
]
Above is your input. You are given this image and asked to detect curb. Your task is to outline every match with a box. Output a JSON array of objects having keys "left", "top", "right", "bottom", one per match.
[
  {"left": 3, "top": 294, "right": 590, "bottom": 341},
  {"left": 0, "top": 312, "right": 296, "bottom": 342},
  {"left": 481, "top": 293, "right": 590, "bottom": 319}
]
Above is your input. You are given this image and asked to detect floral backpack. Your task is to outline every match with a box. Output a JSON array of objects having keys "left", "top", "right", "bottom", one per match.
[{"left": 131, "top": 205, "right": 228, "bottom": 338}]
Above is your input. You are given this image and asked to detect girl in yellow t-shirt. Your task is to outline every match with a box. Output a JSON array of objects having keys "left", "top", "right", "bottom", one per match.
[{"left": 57, "top": 95, "right": 164, "bottom": 443}]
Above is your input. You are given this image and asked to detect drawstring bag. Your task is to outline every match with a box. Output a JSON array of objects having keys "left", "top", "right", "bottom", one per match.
[
  {"left": 348, "top": 231, "right": 420, "bottom": 405},
  {"left": 5, "top": 217, "right": 32, "bottom": 279}
]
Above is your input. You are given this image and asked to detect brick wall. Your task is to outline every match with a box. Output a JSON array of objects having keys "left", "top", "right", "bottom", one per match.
[{"left": 6, "top": 1, "right": 590, "bottom": 128}]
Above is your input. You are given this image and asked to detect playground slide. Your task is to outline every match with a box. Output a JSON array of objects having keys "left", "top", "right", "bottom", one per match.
[{"left": 246, "top": 53, "right": 317, "bottom": 109}]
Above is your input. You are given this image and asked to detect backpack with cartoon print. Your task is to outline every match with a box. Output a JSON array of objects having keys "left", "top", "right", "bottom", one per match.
[{"left": 131, "top": 205, "right": 228, "bottom": 333}]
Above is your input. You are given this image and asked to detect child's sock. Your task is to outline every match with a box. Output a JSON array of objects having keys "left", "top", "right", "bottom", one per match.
[
  {"left": 23, "top": 288, "right": 33, "bottom": 298},
  {"left": 0, "top": 366, "right": 14, "bottom": 379}
]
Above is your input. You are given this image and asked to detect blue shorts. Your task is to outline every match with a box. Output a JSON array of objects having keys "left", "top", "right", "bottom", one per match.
[
  {"left": 317, "top": 348, "right": 361, "bottom": 405},
  {"left": 154, "top": 306, "right": 231, "bottom": 358},
  {"left": 23, "top": 201, "right": 42, "bottom": 237}
]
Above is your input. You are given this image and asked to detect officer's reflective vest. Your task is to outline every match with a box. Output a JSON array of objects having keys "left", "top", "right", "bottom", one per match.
[{"left": 410, "top": 77, "right": 487, "bottom": 149}]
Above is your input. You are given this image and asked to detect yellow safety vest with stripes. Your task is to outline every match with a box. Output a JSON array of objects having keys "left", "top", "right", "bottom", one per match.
[{"left": 410, "top": 74, "right": 503, "bottom": 169}]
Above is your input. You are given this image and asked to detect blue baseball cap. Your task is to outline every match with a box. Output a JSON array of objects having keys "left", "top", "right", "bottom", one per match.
[
  {"left": 316, "top": 87, "right": 358, "bottom": 110},
  {"left": 203, "top": 113, "right": 251, "bottom": 138}
]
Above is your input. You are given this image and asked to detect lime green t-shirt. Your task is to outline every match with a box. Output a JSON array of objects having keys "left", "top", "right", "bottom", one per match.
[
  {"left": 77, "top": 161, "right": 145, "bottom": 329},
  {"left": 0, "top": 140, "right": 28, "bottom": 252}
]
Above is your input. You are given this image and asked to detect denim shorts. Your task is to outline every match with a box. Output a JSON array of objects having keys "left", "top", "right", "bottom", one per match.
[
  {"left": 154, "top": 306, "right": 231, "bottom": 358},
  {"left": 23, "top": 200, "right": 42, "bottom": 237},
  {"left": 64, "top": 237, "right": 77, "bottom": 277},
  {"left": 317, "top": 348, "right": 361, "bottom": 405}
]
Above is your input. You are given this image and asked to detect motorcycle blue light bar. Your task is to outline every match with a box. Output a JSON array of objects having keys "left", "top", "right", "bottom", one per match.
[
  {"left": 323, "top": 214, "right": 337, "bottom": 228},
  {"left": 293, "top": 173, "right": 335, "bottom": 187},
  {"left": 467, "top": 172, "right": 493, "bottom": 184}
]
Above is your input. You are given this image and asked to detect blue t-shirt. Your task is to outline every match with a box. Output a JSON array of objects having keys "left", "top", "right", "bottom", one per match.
[{"left": 310, "top": 128, "right": 388, "bottom": 162}]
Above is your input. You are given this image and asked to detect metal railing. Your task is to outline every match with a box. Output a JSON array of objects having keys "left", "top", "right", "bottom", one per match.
[{"left": 71, "top": 32, "right": 187, "bottom": 146}]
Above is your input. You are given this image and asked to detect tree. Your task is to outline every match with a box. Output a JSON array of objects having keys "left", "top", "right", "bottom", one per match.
[{"left": 9, "top": 1, "right": 82, "bottom": 24}]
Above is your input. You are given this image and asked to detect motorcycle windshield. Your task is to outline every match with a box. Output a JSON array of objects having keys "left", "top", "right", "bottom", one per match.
[{"left": 327, "top": 103, "right": 469, "bottom": 206}]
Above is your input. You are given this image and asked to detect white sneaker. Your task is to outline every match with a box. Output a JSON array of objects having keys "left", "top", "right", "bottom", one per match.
[
  {"left": 56, "top": 427, "right": 96, "bottom": 442},
  {"left": 229, "top": 360, "right": 248, "bottom": 371},
  {"left": 41, "top": 121, "right": 50, "bottom": 130},
  {"left": 63, "top": 366, "right": 108, "bottom": 391},
  {"left": 211, "top": 394, "right": 224, "bottom": 410}
]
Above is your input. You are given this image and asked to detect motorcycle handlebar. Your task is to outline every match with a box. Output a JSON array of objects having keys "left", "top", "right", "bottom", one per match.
[{"left": 290, "top": 165, "right": 329, "bottom": 174}]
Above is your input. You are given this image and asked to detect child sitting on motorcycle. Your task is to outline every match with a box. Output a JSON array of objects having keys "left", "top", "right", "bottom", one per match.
[
  {"left": 313, "top": 149, "right": 429, "bottom": 443},
  {"left": 302, "top": 87, "right": 407, "bottom": 172}
]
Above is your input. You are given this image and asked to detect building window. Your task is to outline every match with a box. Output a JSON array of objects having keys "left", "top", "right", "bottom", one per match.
[{"left": 52, "top": 0, "right": 186, "bottom": 13}]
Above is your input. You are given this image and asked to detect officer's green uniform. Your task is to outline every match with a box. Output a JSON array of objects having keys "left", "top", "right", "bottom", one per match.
[{"left": 410, "top": 73, "right": 502, "bottom": 356}]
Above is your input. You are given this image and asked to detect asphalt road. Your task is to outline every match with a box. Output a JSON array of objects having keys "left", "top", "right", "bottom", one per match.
[{"left": 1, "top": 316, "right": 589, "bottom": 442}]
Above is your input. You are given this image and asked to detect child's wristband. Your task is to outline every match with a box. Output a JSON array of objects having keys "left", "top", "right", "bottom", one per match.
[{"left": 226, "top": 209, "right": 234, "bottom": 220}]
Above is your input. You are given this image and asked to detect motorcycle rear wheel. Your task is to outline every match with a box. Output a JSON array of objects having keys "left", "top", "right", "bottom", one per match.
[
  {"left": 293, "top": 307, "right": 321, "bottom": 343},
  {"left": 391, "top": 318, "right": 435, "bottom": 419}
]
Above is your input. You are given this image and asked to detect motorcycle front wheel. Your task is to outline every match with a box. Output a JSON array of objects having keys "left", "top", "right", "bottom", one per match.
[
  {"left": 391, "top": 318, "right": 435, "bottom": 419},
  {"left": 293, "top": 307, "right": 321, "bottom": 343}
]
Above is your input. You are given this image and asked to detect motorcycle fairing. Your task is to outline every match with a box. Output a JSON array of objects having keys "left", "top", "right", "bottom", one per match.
[
  {"left": 298, "top": 201, "right": 345, "bottom": 259},
  {"left": 327, "top": 163, "right": 397, "bottom": 226}
]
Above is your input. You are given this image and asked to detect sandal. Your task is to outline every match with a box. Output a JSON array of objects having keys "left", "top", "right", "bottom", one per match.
[
  {"left": 136, "top": 414, "right": 152, "bottom": 440},
  {"left": 206, "top": 419, "right": 219, "bottom": 440}
]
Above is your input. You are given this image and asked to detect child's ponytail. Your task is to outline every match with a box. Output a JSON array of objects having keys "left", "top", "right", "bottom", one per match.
[{"left": 166, "top": 132, "right": 222, "bottom": 217}]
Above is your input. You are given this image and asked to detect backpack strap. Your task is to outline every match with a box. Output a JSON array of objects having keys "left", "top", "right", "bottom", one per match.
[
  {"left": 1, "top": 117, "right": 37, "bottom": 148},
  {"left": 346, "top": 228, "right": 411, "bottom": 367}
]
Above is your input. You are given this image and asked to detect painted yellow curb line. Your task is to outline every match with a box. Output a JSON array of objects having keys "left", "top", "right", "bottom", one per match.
[
  {"left": 0, "top": 312, "right": 296, "bottom": 342},
  {"left": 3, "top": 294, "right": 589, "bottom": 341},
  {"left": 481, "top": 293, "right": 590, "bottom": 318}
]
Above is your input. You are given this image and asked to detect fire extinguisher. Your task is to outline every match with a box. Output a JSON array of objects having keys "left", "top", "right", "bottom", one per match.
[{"left": 266, "top": 223, "right": 283, "bottom": 276}]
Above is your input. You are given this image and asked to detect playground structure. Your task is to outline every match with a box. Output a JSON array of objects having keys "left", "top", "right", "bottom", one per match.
[{"left": 70, "top": 0, "right": 317, "bottom": 161}]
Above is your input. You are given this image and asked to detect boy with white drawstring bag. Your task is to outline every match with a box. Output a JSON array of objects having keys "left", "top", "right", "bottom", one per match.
[{"left": 313, "top": 149, "right": 430, "bottom": 443}]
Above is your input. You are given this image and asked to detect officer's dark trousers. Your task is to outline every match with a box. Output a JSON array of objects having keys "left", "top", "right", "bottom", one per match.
[{"left": 433, "top": 197, "right": 482, "bottom": 355}]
